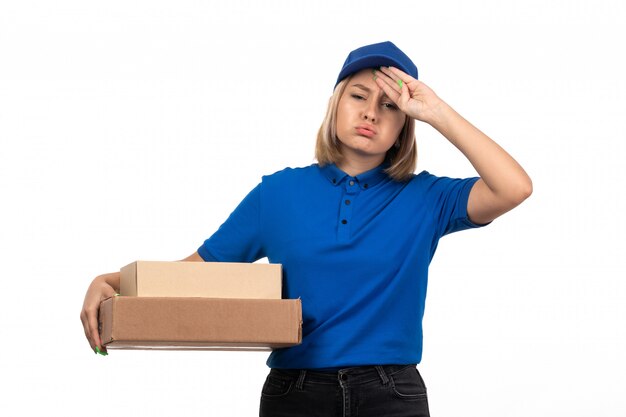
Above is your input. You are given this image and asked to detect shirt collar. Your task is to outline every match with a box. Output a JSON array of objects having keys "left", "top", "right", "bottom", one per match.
[{"left": 319, "top": 161, "right": 390, "bottom": 190}]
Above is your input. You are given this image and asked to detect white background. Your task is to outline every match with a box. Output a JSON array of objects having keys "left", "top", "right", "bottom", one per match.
[{"left": 1, "top": 0, "right": 624, "bottom": 416}]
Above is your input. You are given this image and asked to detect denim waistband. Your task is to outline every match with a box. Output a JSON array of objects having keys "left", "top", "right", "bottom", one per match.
[{"left": 269, "top": 364, "right": 416, "bottom": 388}]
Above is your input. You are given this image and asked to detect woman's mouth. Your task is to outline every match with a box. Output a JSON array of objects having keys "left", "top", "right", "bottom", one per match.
[{"left": 356, "top": 126, "right": 376, "bottom": 137}]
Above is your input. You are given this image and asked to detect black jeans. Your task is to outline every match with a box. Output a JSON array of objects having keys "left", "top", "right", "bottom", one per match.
[{"left": 259, "top": 364, "right": 430, "bottom": 417}]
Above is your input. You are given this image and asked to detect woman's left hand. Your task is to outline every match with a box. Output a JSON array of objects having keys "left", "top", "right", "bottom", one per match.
[{"left": 374, "top": 66, "right": 445, "bottom": 125}]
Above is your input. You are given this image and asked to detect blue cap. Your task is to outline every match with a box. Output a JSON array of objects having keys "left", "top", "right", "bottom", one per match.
[{"left": 334, "top": 41, "right": 418, "bottom": 89}]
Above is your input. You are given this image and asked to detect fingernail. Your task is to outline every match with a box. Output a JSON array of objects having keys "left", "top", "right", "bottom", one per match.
[{"left": 397, "top": 79, "right": 403, "bottom": 88}]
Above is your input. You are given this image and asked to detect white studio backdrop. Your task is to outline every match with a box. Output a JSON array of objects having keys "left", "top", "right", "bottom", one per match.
[{"left": 1, "top": 0, "right": 624, "bottom": 416}]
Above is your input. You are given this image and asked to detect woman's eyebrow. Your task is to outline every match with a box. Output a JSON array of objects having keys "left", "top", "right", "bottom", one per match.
[{"left": 351, "top": 83, "right": 391, "bottom": 100}]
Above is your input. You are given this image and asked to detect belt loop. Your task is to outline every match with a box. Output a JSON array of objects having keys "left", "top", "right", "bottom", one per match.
[
  {"left": 374, "top": 365, "right": 389, "bottom": 386},
  {"left": 295, "top": 370, "right": 307, "bottom": 390}
]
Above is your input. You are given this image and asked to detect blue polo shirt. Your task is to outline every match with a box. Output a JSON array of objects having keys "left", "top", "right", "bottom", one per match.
[{"left": 198, "top": 161, "right": 488, "bottom": 369}]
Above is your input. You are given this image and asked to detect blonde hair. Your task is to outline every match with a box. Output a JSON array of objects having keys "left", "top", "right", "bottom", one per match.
[{"left": 315, "top": 74, "right": 417, "bottom": 182}]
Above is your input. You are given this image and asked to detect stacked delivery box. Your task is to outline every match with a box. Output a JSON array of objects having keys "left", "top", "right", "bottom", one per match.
[{"left": 98, "top": 261, "right": 302, "bottom": 350}]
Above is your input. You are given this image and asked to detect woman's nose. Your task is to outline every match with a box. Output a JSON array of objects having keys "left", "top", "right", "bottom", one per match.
[{"left": 362, "top": 101, "right": 377, "bottom": 122}]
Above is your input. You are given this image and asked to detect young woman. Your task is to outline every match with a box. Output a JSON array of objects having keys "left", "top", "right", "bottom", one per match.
[{"left": 81, "top": 41, "right": 532, "bottom": 417}]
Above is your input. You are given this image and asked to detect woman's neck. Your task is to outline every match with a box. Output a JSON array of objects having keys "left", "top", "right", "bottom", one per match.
[{"left": 337, "top": 156, "right": 385, "bottom": 177}]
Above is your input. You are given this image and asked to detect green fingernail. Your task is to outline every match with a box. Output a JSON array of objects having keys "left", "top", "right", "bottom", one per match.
[
  {"left": 115, "top": 293, "right": 120, "bottom": 296},
  {"left": 397, "top": 79, "right": 403, "bottom": 88}
]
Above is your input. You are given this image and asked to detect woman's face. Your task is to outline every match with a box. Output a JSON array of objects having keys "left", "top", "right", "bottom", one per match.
[{"left": 335, "top": 68, "right": 406, "bottom": 165}]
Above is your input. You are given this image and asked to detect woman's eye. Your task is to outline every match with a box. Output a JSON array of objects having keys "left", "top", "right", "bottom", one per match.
[{"left": 351, "top": 94, "right": 396, "bottom": 110}]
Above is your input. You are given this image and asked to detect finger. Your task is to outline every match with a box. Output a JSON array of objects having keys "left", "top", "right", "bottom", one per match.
[
  {"left": 80, "top": 311, "right": 95, "bottom": 351},
  {"left": 386, "top": 66, "right": 417, "bottom": 83},
  {"left": 374, "top": 74, "right": 402, "bottom": 104},
  {"left": 374, "top": 69, "right": 402, "bottom": 100},
  {"left": 87, "top": 306, "right": 103, "bottom": 351},
  {"left": 376, "top": 67, "right": 407, "bottom": 100}
]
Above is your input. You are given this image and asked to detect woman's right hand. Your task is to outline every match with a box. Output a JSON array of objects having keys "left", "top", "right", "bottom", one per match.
[
  {"left": 80, "top": 273, "right": 119, "bottom": 354},
  {"left": 80, "top": 253, "right": 201, "bottom": 354}
]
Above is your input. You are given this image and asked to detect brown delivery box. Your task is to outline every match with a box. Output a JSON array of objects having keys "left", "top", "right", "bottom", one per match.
[
  {"left": 99, "top": 296, "right": 302, "bottom": 350},
  {"left": 120, "top": 261, "right": 282, "bottom": 299}
]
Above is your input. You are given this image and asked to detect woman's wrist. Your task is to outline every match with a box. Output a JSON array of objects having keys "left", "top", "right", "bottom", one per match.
[
  {"left": 420, "top": 96, "right": 449, "bottom": 127},
  {"left": 95, "top": 271, "right": 120, "bottom": 293}
]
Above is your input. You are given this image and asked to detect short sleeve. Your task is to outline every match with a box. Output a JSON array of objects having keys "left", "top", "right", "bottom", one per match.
[
  {"left": 197, "top": 182, "right": 265, "bottom": 263},
  {"left": 425, "top": 174, "right": 490, "bottom": 238}
]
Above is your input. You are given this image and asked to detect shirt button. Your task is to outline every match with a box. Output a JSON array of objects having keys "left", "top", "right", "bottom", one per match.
[
  {"left": 364, "top": 184, "right": 369, "bottom": 189},
  {"left": 332, "top": 178, "right": 337, "bottom": 184},
  {"left": 345, "top": 199, "right": 351, "bottom": 205},
  {"left": 341, "top": 219, "right": 347, "bottom": 224},
  {"left": 340, "top": 373, "right": 348, "bottom": 381},
  {"left": 349, "top": 180, "right": 355, "bottom": 186}
]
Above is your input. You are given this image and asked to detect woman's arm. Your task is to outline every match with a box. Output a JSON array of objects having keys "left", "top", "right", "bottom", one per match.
[
  {"left": 375, "top": 66, "right": 532, "bottom": 224},
  {"left": 427, "top": 102, "right": 532, "bottom": 225}
]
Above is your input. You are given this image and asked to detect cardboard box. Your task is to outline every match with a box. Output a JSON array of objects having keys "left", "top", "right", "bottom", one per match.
[
  {"left": 120, "top": 261, "right": 282, "bottom": 299},
  {"left": 99, "top": 296, "right": 302, "bottom": 351}
]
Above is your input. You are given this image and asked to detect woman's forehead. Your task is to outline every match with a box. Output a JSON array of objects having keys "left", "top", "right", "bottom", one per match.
[
  {"left": 346, "top": 68, "right": 388, "bottom": 97},
  {"left": 350, "top": 67, "right": 377, "bottom": 83}
]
